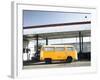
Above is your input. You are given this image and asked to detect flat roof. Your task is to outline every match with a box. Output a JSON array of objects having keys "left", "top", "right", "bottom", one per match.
[
  {"left": 23, "top": 30, "right": 90, "bottom": 41},
  {"left": 23, "top": 21, "right": 91, "bottom": 29},
  {"left": 23, "top": 21, "right": 91, "bottom": 41}
]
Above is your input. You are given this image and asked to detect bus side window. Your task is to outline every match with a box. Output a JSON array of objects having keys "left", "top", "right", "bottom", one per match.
[
  {"left": 44, "top": 47, "right": 54, "bottom": 51},
  {"left": 67, "top": 47, "right": 74, "bottom": 51},
  {"left": 55, "top": 47, "right": 64, "bottom": 51}
]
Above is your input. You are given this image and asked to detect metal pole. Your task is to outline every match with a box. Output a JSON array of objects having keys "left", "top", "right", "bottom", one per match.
[
  {"left": 82, "top": 35, "right": 83, "bottom": 53},
  {"left": 46, "top": 37, "right": 48, "bottom": 45},
  {"left": 36, "top": 34, "right": 39, "bottom": 51},
  {"left": 79, "top": 32, "right": 82, "bottom": 53}
]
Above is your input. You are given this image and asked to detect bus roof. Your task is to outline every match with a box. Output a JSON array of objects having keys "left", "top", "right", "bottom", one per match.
[{"left": 42, "top": 45, "right": 74, "bottom": 47}]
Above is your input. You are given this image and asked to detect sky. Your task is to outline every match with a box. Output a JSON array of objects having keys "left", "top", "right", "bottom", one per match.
[{"left": 23, "top": 10, "right": 91, "bottom": 27}]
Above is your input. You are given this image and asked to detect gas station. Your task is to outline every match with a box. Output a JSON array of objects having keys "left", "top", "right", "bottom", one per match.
[{"left": 23, "top": 20, "right": 91, "bottom": 67}]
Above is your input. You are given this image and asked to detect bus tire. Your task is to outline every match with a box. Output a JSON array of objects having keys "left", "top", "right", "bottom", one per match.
[
  {"left": 45, "top": 58, "right": 52, "bottom": 64},
  {"left": 66, "top": 56, "right": 73, "bottom": 63}
]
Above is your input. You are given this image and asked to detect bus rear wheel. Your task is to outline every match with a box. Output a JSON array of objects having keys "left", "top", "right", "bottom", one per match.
[
  {"left": 45, "top": 58, "right": 52, "bottom": 64},
  {"left": 66, "top": 57, "right": 73, "bottom": 63}
]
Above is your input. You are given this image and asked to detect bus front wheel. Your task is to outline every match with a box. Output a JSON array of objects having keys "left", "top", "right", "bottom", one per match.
[{"left": 66, "top": 57, "right": 73, "bottom": 63}]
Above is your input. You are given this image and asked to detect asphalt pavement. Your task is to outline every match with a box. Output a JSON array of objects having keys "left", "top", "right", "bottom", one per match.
[{"left": 23, "top": 61, "right": 91, "bottom": 69}]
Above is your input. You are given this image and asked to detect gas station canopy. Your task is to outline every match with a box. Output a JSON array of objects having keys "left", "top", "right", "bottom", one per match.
[{"left": 23, "top": 21, "right": 91, "bottom": 40}]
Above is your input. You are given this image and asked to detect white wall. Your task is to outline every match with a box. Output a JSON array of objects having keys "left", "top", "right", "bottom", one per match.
[{"left": 0, "top": 0, "right": 100, "bottom": 80}]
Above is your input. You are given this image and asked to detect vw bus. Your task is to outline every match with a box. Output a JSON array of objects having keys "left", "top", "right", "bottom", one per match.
[{"left": 40, "top": 45, "right": 78, "bottom": 63}]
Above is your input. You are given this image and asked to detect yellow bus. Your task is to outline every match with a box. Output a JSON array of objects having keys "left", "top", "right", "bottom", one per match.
[{"left": 40, "top": 45, "right": 78, "bottom": 63}]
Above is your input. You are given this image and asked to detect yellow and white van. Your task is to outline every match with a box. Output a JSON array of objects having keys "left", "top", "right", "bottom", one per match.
[{"left": 40, "top": 45, "right": 78, "bottom": 63}]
